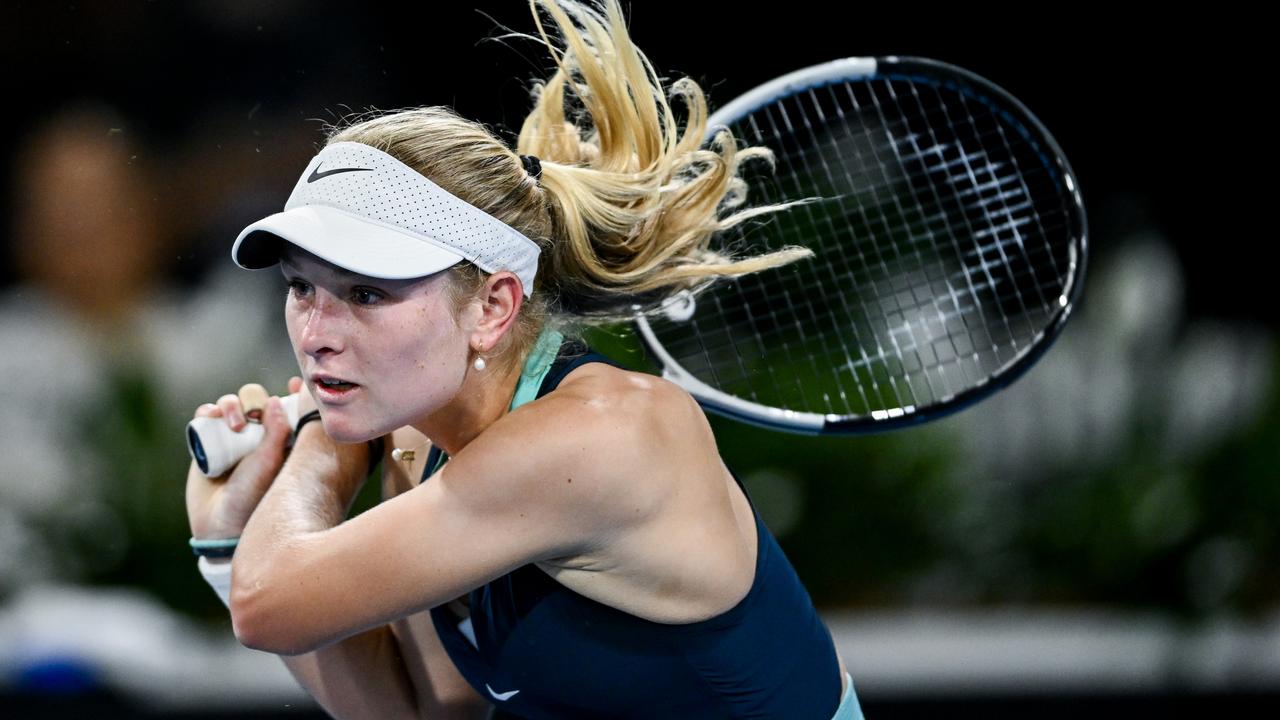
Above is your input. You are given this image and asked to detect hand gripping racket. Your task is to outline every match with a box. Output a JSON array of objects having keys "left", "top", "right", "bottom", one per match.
[
  {"left": 186, "top": 391, "right": 301, "bottom": 477},
  {"left": 634, "top": 56, "right": 1087, "bottom": 434}
]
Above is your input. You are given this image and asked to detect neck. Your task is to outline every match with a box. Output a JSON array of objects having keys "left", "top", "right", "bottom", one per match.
[{"left": 411, "top": 358, "right": 524, "bottom": 457}]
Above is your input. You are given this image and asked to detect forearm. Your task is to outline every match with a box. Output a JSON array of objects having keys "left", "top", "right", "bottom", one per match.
[
  {"left": 235, "top": 507, "right": 435, "bottom": 719},
  {"left": 202, "top": 555, "right": 424, "bottom": 719},
  {"left": 230, "top": 423, "right": 369, "bottom": 652},
  {"left": 241, "top": 422, "right": 367, "bottom": 543},
  {"left": 280, "top": 617, "right": 489, "bottom": 720},
  {"left": 389, "top": 611, "right": 492, "bottom": 720},
  {"left": 186, "top": 395, "right": 450, "bottom": 715},
  {"left": 281, "top": 624, "right": 422, "bottom": 720}
]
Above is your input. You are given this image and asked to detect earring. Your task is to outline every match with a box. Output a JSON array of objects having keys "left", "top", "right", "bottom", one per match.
[{"left": 473, "top": 355, "right": 487, "bottom": 371}]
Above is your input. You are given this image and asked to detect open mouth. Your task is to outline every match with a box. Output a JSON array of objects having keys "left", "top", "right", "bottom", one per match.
[{"left": 313, "top": 375, "right": 360, "bottom": 397}]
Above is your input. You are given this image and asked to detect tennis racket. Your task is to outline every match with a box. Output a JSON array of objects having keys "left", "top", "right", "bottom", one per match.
[{"left": 633, "top": 56, "right": 1087, "bottom": 434}]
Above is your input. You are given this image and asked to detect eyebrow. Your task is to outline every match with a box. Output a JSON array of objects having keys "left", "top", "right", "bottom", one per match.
[{"left": 278, "top": 257, "right": 407, "bottom": 292}]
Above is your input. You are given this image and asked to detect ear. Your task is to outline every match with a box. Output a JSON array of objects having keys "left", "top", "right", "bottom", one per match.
[{"left": 469, "top": 271, "right": 524, "bottom": 353}]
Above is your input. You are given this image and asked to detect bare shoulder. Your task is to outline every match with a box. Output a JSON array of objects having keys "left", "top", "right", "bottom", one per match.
[
  {"left": 451, "top": 363, "right": 712, "bottom": 541},
  {"left": 547, "top": 362, "right": 702, "bottom": 430},
  {"left": 540, "top": 363, "right": 711, "bottom": 471}
]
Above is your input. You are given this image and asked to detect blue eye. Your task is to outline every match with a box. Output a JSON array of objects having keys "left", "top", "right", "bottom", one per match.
[
  {"left": 352, "top": 287, "right": 383, "bottom": 306},
  {"left": 287, "top": 279, "right": 313, "bottom": 298}
]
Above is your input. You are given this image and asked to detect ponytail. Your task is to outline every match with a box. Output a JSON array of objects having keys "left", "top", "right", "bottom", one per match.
[{"left": 516, "top": 0, "right": 811, "bottom": 319}]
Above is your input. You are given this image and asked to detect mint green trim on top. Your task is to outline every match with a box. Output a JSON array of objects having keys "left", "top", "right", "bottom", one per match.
[
  {"left": 425, "top": 328, "right": 564, "bottom": 481},
  {"left": 509, "top": 328, "right": 564, "bottom": 411},
  {"left": 189, "top": 537, "right": 239, "bottom": 549},
  {"left": 831, "top": 672, "right": 864, "bottom": 720}
]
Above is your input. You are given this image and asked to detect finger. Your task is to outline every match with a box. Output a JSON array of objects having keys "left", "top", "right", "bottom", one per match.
[
  {"left": 193, "top": 402, "right": 221, "bottom": 420},
  {"left": 215, "top": 393, "right": 246, "bottom": 431},
  {"left": 238, "top": 383, "right": 269, "bottom": 422},
  {"left": 261, "top": 396, "right": 292, "bottom": 449},
  {"left": 237, "top": 396, "right": 292, "bottom": 482},
  {"left": 287, "top": 376, "right": 303, "bottom": 394}
]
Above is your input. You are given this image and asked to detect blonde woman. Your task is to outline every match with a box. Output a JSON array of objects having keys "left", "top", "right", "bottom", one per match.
[{"left": 186, "top": 1, "right": 863, "bottom": 717}]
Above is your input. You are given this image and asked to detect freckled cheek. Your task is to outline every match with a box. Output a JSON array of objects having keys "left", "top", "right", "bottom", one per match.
[
  {"left": 373, "top": 320, "right": 435, "bottom": 379},
  {"left": 284, "top": 314, "right": 310, "bottom": 369},
  {"left": 284, "top": 311, "right": 302, "bottom": 350},
  {"left": 400, "top": 332, "right": 458, "bottom": 381}
]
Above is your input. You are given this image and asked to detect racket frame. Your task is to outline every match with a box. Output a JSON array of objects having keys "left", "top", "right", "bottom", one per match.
[{"left": 632, "top": 56, "right": 1088, "bottom": 435}]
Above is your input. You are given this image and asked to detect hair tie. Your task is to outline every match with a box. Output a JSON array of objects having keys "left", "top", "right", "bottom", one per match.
[{"left": 519, "top": 154, "right": 543, "bottom": 181}]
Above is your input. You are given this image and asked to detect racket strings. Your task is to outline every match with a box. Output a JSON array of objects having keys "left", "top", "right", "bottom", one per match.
[
  {"left": 767, "top": 96, "right": 894, "bottom": 414},
  {"left": 905, "top": 81, "right": 1050, "bottom": 342},
  {"left": 762, "top": 85, "right": 936, "bottom": 415},
  {"left": 845, "top": 81, "right": 988, "bottom": 409},
  {"left": 808, "top": 83, "right": 938, "bottom": 414},
  {"left": 649, "top": 71, "right": 1078, "bottom": 419},
  {"left": 951, "top": 83, "right": 1071, "bottom": 290},
  {"left": 872, "top": 79, "right": 1032, "bottom": 372},
  {"left": 817, "top": 77, "right": 1010, "bottom": 410}
]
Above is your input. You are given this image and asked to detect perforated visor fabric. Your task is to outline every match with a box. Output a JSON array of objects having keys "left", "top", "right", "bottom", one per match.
[{"left": 233, "top": 142, "right": 540, "bottom": 296}]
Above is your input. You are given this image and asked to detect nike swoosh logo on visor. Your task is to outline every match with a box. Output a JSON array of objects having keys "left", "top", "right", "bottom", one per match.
[
  {"left": 486, "top": 684, "right": 520, "bottom": 701},
  {"left": 306, "top": 164, "right": 373, "bottom": 183}
]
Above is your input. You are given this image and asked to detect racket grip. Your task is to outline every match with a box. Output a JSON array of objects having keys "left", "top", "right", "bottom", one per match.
[{"left": 186, "top": 394, "right": 302, "bottom": 477}]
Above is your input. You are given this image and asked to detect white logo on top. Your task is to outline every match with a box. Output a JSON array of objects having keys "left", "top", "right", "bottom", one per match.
[{"left": 486, "top": 684, "right": 520, "bottom": 701}]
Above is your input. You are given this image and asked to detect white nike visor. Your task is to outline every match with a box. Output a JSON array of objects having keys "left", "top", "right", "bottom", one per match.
[{"left": 233, "top": 141, "right": 540, "bottom": 296}]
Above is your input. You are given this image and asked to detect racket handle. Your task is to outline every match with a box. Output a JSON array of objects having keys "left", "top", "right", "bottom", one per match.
[{"left": 186, "top": 394, "right": 302, "bottom": 477}]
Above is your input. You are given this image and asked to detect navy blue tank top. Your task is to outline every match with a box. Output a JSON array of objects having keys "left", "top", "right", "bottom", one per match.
[{"left": 425, "top": 343, "right": 842, "bottom": 719}]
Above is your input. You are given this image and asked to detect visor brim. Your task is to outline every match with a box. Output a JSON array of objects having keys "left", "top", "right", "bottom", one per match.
[{"left": 232, "top": 205, "right": 465, "bottom": 280}]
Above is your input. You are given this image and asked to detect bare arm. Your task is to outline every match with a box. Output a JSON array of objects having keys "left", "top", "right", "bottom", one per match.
[
  {"left": 260, "top": 425, "right": 487, "bottom": 719},
  {"left": 278, "top": 620, "right": 421, "bottom": 719},
  {"left": 229, "top": 387, "right": 649, "bottom": 655},
  {"left": 274, "top": 613, "right": 487, "bottom": 720},
  {"left": 254, "top": 427, "right": 488, "bottom": 719},
  {"left": 380, "top": 430, "right": 492, "bottom": 719},
  {"left": 186, "top": 389, "right": 486, "bottom": 718}
]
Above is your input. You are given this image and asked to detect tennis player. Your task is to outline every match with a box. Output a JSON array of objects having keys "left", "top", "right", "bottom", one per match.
[{"left": 185, "top": 1, "right": 863, "bottom": 717}]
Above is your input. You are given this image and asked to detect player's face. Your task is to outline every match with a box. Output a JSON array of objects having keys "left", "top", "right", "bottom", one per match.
[{"left": 280, "top": 246, "right": 471, "bottom": 443}]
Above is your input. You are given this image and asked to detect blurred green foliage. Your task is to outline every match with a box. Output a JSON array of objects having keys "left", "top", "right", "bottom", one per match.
[{"left": 84, "top": 363, "right": 219, "bottom": 616}]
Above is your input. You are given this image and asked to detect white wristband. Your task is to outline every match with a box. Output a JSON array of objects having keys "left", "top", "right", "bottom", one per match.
[{"left": 198, "top": 556, "right": 233, "bottom": 609}]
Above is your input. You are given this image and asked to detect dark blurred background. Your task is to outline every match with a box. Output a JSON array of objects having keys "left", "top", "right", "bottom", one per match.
[{"left": 0, "top": 1, "right": 1273, "bottom": 717}]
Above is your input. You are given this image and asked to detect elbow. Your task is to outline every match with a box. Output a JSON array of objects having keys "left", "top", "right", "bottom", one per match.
[
  {"left": 230, "top": 595, "right": 309, "bottom": 656},
  {"left": 229, "top": 554, "right": 324, "bottom": 656}
]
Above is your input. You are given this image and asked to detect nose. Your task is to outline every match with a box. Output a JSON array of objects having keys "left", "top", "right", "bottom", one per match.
[{"left": 297, "top": 291, "right": 347, "bottom": 359}]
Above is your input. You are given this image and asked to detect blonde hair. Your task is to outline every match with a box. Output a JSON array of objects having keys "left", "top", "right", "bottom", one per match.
[{"left": 327, "top": 0, "right": 810, "bottom": 369}]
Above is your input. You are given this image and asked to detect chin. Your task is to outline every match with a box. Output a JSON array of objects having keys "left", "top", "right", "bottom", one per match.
[
  {"left": 325, "top": 428, "right": 379, "bottom": 444},
  {"left": 317, "top": 413, "right": 384, "bottom": 444}
]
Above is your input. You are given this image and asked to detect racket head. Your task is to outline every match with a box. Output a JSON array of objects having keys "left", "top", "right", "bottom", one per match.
[{"left": 634, "top": 56, "right": 1087, "bottom": 434}]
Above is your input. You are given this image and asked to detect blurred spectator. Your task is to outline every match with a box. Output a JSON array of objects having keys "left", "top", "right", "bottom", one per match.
[{"left": 0, "top": 105, "right": 295, "bottom": 610}]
